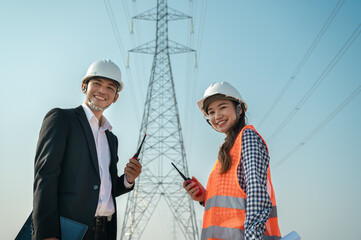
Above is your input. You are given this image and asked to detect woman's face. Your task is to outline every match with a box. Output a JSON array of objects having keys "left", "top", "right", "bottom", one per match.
[{"left": 207, "top": 99, "right": 239, "bottom": 135}]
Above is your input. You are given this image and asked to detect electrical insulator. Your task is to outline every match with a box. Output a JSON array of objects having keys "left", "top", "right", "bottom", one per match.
[
  {"left": 191, "top": 19, "right": 194, "bottom": 34},
  {"left": 195, "top": 53, "right": 198, "bottom": 68}
]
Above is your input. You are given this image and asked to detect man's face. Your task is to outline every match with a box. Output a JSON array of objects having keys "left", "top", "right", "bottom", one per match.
[{"left": 82, "top": 78, "right": 119, "bottom": 110}]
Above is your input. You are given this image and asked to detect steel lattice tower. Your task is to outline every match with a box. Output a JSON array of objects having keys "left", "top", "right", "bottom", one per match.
[{"left": 120, "top": 0, "right": 198, "bottom": 239}]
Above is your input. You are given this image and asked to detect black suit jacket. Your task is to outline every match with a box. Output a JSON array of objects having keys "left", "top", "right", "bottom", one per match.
[{"left": 32, "top": 106, "right": 133, "bottom": 240}]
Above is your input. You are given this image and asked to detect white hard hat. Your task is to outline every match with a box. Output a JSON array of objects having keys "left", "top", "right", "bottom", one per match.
[
  {"left": 82, "top": 59, "right": 123, "bottom": 92},
  {"left": 197, "top": 81, "right": 247, "bottom": 116}
]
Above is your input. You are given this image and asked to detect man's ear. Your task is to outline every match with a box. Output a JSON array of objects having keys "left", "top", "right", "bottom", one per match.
[
  {"left": 81, "top": 83, "right": 87, "bottom": 93},
  {"left": 112, "top": 93, "right": 119, "bottom": 103}
]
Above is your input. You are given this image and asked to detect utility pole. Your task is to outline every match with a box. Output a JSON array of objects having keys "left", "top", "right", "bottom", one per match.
[{"left": 120, "top": 0, "right": 198, "bottom": 239}]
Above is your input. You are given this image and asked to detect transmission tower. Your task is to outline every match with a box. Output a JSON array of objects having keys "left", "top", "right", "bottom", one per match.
[{"left": 120, "top": 1, "right": 198, "bottom": 240}]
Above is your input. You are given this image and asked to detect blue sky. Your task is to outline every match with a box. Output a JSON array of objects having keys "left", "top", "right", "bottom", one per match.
[{"left": 1, "top": 0, "right": 360, "bottom": 239}]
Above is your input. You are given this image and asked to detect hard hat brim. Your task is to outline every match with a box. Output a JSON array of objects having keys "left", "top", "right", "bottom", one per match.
[
  {"left": 82, "top": 75, "right": 124, "bottom": 92},
  {"left": 197, "top": 94, "right": 247, "bottom": 116}
]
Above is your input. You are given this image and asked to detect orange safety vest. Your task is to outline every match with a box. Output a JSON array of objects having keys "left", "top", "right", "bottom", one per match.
[{"left": 201, "top": 125, "right": 281, "bottom": 240}]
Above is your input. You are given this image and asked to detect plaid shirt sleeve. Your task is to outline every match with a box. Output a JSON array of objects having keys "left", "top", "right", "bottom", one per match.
[{"left": 238, "top": 129, "right": 272, "bottom": 240}]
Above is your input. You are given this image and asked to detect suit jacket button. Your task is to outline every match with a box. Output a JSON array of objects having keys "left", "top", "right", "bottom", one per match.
[{"left": 94, "top": 185, "right": 99, "bottom": 190}]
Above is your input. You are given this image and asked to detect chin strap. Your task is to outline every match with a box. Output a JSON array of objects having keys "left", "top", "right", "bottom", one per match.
[{"left": 86, "top": 96, "right": 111, "bottom": 111}]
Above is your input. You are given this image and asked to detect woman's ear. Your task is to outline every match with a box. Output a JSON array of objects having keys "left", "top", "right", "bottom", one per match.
[{"left": 236, "top": 104, "right": 242, "bottom": 116}]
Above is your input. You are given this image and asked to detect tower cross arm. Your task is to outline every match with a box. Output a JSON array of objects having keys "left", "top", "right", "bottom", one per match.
[
  {"left": 168, "top": 40, "right": 195, "bottom": 54},
  {"left": 129, "top": 40, "right": 156, "bottom": 54},
  {"left": 167, "top": 7, "right": 191, "bottom": 21},
  {"left": 133, "top": 7, "right": 157, "bottom": 21}
]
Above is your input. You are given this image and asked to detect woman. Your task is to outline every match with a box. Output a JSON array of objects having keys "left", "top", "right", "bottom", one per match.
[{"left": 184, "top": 82, "right": 281, "bottom": 240}]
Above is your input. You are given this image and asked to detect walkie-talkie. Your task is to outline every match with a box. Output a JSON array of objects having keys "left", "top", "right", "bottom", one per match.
[
  {"left": 171, "top": 162, "right": 203, "bottom": 197},
  {"left": 132, "top": 134, "right": 146, "bottom": 160}
]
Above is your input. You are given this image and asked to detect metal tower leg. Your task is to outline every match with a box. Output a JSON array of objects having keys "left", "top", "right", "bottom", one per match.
[{"left": 120, "top": 0, "right": 198, "bottom": 239}]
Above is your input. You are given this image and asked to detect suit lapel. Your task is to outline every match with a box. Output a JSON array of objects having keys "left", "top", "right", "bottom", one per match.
[
  {"left": 106, "top": 130, "right": 117, "bottom": 181},
  {"left": 75, "top": 105, "right": 100, "bottom": 177}
]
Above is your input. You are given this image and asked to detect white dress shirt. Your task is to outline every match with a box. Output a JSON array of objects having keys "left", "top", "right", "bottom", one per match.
[{"left": 82, "top": 104, "right": 133, "bottom": 218}]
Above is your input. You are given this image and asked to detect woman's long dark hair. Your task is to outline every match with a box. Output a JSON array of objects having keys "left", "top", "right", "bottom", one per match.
[{"left": 218, "top": 102, "right": 247, "bottom": 174}]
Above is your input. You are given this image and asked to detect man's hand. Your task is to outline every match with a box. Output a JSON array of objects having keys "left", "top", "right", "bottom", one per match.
[{"left": 124, "top": 158, "right": 142, "bottom": 183}]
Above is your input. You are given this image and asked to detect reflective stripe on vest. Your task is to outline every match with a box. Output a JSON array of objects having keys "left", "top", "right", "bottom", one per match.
[
  {"left": 205, "top": 195, "right": 278, "bottom": 218},
  {"left": 201, "top": 226, "right": 281, "bottom": 240},
  {"left": 201, "top": 125, "right": 282, "bottom": 239},
  {"left": 204, "top": 195, "right": 246, "bottom": 211}
]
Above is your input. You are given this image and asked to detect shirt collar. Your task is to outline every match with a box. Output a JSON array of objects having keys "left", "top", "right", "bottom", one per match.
[{"left": 81, "top": 103, "right": 113, "bottom": 131}]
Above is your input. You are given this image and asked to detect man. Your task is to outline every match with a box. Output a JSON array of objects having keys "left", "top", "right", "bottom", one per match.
[{"left": 32, "top": 59, "right": 142, "bottom": 240}]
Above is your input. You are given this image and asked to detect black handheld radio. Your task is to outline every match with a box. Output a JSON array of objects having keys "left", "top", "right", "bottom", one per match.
[{"left": 171, "top": 162, "right": 203, "bottom": 197}]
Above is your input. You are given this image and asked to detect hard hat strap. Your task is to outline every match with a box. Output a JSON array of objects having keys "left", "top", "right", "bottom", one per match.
[
  {"left": 83, "top": 83, "right": 116, "bottom": 111},
  {"left": 86, "top": 96, "right": 111, "bottom": 111},
  {"left": 205, "top": 117, "right": 220, "bottom": 133}
]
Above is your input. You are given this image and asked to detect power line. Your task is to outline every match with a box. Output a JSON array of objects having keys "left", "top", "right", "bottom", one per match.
[
  {"left": 258, "top": 0, "right": 345, "bottom": 128},
  {"left": 184, "top": 0, "right": 196, "bottom": 157},
  {"left": 127, "top": 0, "right": 147, "bottom": 102},
  {"left": 268, "top": 23, "right": 361, "bottom": 142},
  {"left": 253, "top": 0, "right": 312, "bottom": 114},
  {"left": 104, "top": 0, "right": 127, "bottom": 64},
  {"left": 104, "top": 0, "right": 141, "bottom": 124},
  {"left": 195, "top": 0, "right": 207, "bottom": 61},
  {"left": 273, "top": 83, "right": 361, "bottom": 169},
  {"left": 184, "top": 0, "right": 207, "bottom": 160}
]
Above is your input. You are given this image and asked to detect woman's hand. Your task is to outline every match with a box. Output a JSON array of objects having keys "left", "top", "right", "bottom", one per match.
[{"left": 183, "top": 176, "right": 205, "bottom": 202}]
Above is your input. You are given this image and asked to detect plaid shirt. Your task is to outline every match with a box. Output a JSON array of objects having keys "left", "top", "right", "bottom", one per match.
[{"left": 238, "top": 129, "right": 272, "bottom": 240}]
